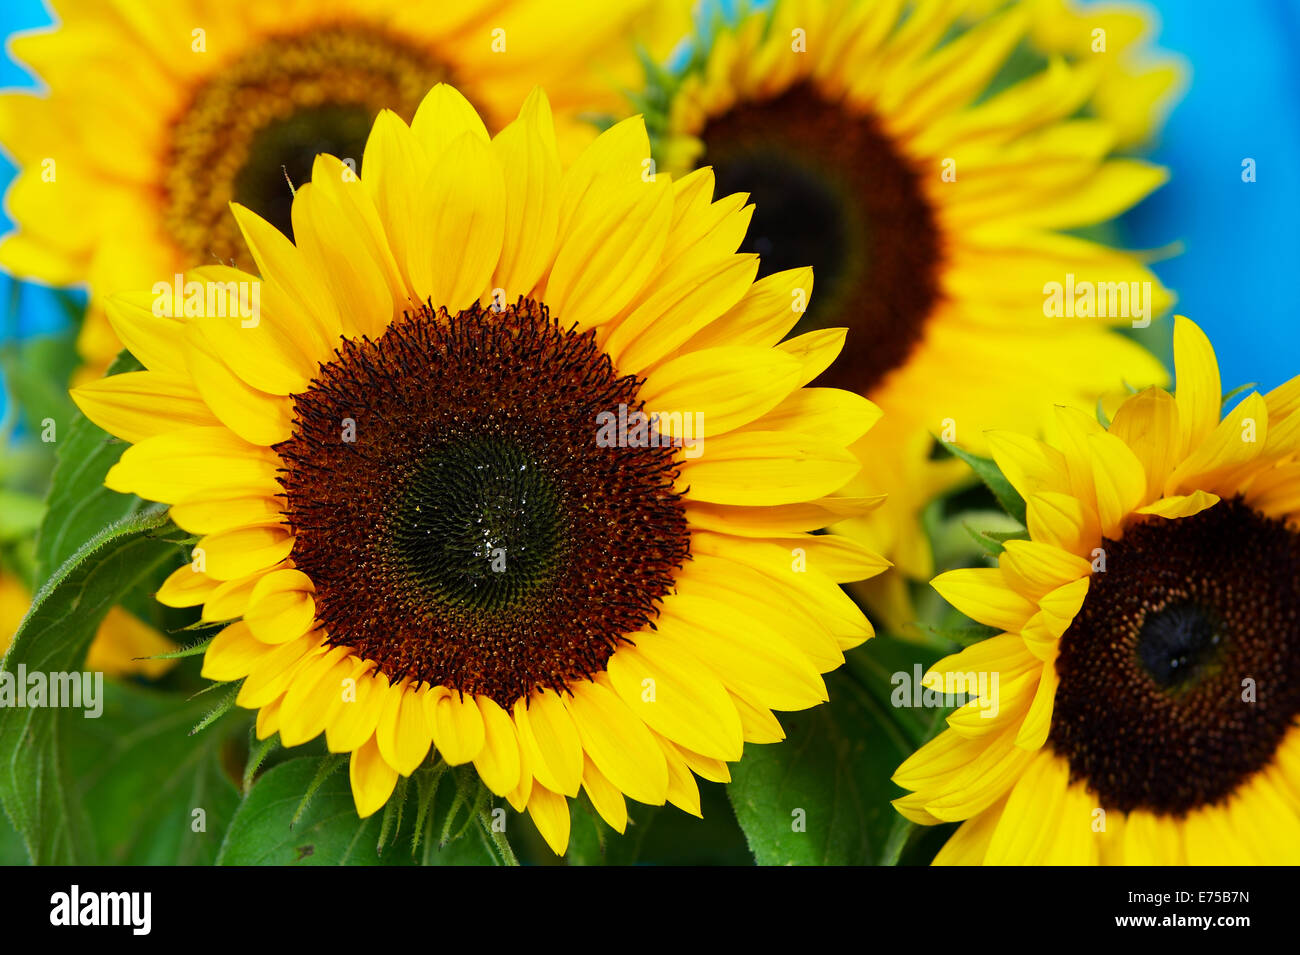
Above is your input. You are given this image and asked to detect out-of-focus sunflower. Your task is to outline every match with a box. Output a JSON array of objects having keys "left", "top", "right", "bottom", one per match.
[
  {"left": 894, "top": 318, "right": 1300, "bottom": 864},
  {"left": 644, "top": 0, "right": 1176, "bottom": 626},
  {"left": 963, "top": 0, "right": 1185, "bottom": 148},
  {"left": 70, "top": 83, "right": 888, "bottom": 854},
  {"left": 1, "top": 570, "right": 176, "bottom": 678},
  {"left": 0, "top": 0, "right": 689, "bottom": 382}
]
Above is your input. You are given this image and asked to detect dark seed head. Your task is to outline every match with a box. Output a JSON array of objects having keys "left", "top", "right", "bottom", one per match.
[
  {"left": 276, "top": 299, "right": 691, "bottom": 706},
  {"left": 1049, "top": 498, "right": 1300, "bottom": 815},
  {"left": 163, "top": 25, "right": 453, "bottom": 267},
  {"left": 699, "top": 82, "right": 943, "bottom": 394}
]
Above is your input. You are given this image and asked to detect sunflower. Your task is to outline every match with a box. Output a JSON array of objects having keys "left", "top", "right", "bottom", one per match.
[
  {"left": 69, "top": 83, "right": 887, "bottom": 854},
  {"left": 893, "top": 317, "right": 1300, "bottom": 864},
  {"left": 0, "top": 0, "right": 688, "bottom": 381},
  {"left": 1, "top": 570, "right": 176, "bottom": 679},
  {"left": 645, "top": 0, "right": 1174, "bottom": 624}
]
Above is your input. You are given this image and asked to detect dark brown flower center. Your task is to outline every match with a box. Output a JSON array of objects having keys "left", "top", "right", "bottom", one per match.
[
  {"left": 276, "top": 299, "right": 691, "bottom": 706},
  {"left": 1049, "top": 498, "right": 1300, "bottom": 815},
  {"left": 163, "top": 25, "right": 453, "bottom": 268},
  {"left": 698, "top": 82, "right": 943, "bottom": 394}
]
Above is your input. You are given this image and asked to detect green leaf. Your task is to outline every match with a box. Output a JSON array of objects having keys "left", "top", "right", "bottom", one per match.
[
  {"left": 216, "top": 757, "right": 508, "bottom": 866},
  {"left": 727, "top": 667, "right": 913, "bottom": 865},
  {"left": 33, "top": 350, "right": 145, "bottom": 583},
  {"left": 65, "top": 682, "right": 244, "bottom": 864},
  {"left": 217, "top": 757, "right": 417, "bottom": 866},
  {"left": 0, "top": 505, "right": 177, "bottom": 863},
  {"left": 942, "top": 442, "right": 1027, "bottom": 525}
]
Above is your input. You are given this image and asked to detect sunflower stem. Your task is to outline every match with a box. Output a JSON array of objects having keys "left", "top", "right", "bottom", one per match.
[
  {"left": 409, "top": 761, "right": 447, "bottom": 858},
  {"left": 479, "top": 808, "right": 518, "bottom": 866},
  {"left": 243, "top": 731, "right": 278, "bottom": 793},
  {"left": 188, "top": 683, "right": 239, "bottom": 736},
  {"left": 377, "top": 774, "right": 408, "bottom": 855}
]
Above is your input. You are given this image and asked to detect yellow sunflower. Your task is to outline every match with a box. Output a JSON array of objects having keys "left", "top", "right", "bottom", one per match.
[
  {"left": 1, "top": 570, "right": 176, "bottom": 679},
  {"left": 649, "top": 0, "right": 1174, "bottom": 625},
  {"left": 0, "top": 0, "right": 688, "bottom": 381},
  {"left": 893, "top": 317, "right": 1300, "bottom": 864},
  {"left": 69, "top": 83, "right": 887, "bottom": 855}
]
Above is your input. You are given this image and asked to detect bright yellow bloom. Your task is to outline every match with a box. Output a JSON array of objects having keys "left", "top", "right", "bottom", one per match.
[
  {"left": 895, "top": 318, "right": 1300, "bottom": 864},
  {"left": 71, "top": 83, "right": 888, "bottom": 854},
  {"left": 1, "top": 571, "right": 176, "bottom": 679},
  {"left": 650, "top": 0, "right": 1175, "bottom": 625},
  {"left": 0, "top": 0, "right": 686, "bottom": 381}
]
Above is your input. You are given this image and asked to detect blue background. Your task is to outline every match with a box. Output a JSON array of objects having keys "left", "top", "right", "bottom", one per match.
[{"left": 1, "top": 0, "right": 1296, "bottom": 423}]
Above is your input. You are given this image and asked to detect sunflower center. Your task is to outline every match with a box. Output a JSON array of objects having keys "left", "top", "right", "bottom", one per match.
[
  {"left": 276, "top": 299, "right": 691, "bottom": 706},
  {"left": 1136, "top": 602, "right": 1225, "bottom": 689},
  {"left": 163, "top": 25, "right": 453, "bottom": 268},
  {"left": 698, "top": 82, "right": 942, "bottom": 393},
  {"left": 391, "top": 437, "right": 565, "bottom": 611},
  {"left": 1048, "top": 499, "right": 1300, "bottom": 815}
]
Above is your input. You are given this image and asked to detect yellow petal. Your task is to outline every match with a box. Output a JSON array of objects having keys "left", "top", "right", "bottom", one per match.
[
  {"left": 169, "top": 488, "right": 284, "bottom": 536},
  {"left": 71, "top": 371, "right": 221, "bottom": 443},
  {"left": 676, "top": 431, "right": 860, "bottom": 506},
  {"left": 104, "top": 427, "right": 278, "bottom": 503},
  {"left": 564, "top": 678, "right": 668, "bottom": 806},
  {"left": 156, "top": 563, "right": 222, "bottom": 608},
  {"left": 1088, "top": 431, "right": 1147, "bottom": 538},
  {"left": 430, "top": 690, "right": 487, "bottom": 766},
  {"left": 1172, "top": 316, "right": 1222, "bottom": 456},
  {"left": 1108, "top": 387, "right": 1181, "bottom": 501},
  {"left": 606, "top": 635, "right": 743, "bottom": 761},
  {"left": 526, "top": 783, "right": 571, "bottom": 855},
  {"left": 200, "top": 621, "right": 270, "bottom": 681},
  {"left": 932, "top": 568, "right": 1036, "bottom": 631},
  {"left": 409, "top": 83, "right": 489, "bottom": 158},
  {"left": 350, "top": 734, "right": 399, "bottom": 818},
  {"left": 513, "top": 689, "right": 584, "bottom": 797},
  {"left": 580, "top": 756, "right": 628, "bottom": 833},
  {"left": 409, "top": 132, "right": 505, "bottom": 311},
  {"left": 1135, "top": 489, "right": 1220, "bottom": 520},
  {"left": 326, "top": 669, "right": 388, "bottom": 754},
  {"left": 277, "top": 646, "right": 353, "bottom": 747},
  {"left": 378, "top": 682, "right": 435, "bottom": 777},
  {"left": 102, "top": 291, "right": 187, "bottom": 376},
  {"left": 637, "top": 345, "right": 800, "bottom": 438},
  {"left": 244, "top": 569, "right": 316, "bottom": 644},
  {"left": 547, "top": 139, "right": 673, "bottom": 331},
  {"left": 194, "top": 525, "right": 294, "bottom": 581},
  {"left": 472, "top": 696, "right": 522, "bottom": 797},
  {"left": 490, "top": 87, "right": 561, "bottom": 297}
]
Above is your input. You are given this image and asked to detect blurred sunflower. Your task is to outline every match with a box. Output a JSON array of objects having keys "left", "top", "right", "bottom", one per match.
[
  {"left": 964, "top": 0, "right": 1185, "bottom": 148},
  {"left": 70, "top": 84, "right": 887, "bottom": 854},
  {"left": 0, "top": 0, "right": 688, "bottom": 382},
  {"left": 644, "top": 0, "right": 1177, "bottom": 625},
  {"left": 894, "top": 318, "right": 1300, "bottom": 864}
]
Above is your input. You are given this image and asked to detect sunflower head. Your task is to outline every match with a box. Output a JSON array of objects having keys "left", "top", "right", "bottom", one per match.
[
  {"left": 894, "top": 317, "right": 1300, "bottom": 865},
  {"left": 0, "top": 0, "right": 680, "bottom": 381},
  {"left": 70, "top": 82, "right": 888, "bottom": 855},
  {"left": 635, "top": 0, "right": 1177, "bottom": 620}
]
